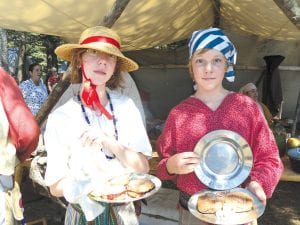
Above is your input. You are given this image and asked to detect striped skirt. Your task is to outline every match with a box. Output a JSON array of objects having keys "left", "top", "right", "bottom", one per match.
[{"left": 64, "top": 202, "right": 138, "bottom": 225}]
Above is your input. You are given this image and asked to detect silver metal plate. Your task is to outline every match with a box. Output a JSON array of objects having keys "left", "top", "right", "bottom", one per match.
[
  {"left": 188, "top": 188, "right": 265, "bottom": 225},
  {"left": 89, "top": 173, "right": 162, "bottom": 203},
  {"left": 194, "top": 130, "right": 253, "bottom": 190}
]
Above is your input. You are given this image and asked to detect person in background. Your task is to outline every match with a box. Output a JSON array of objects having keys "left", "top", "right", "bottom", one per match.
[
  {"left": 0, "top": 67, "right": 40, "bottom": 225},
  {"left": 239, "top": 82, "right": 273, "bottom": 126},
  {"left": 47, "top": 67, "right": 61, "bottom": 92},
  {"left": 44, "top": 26, "right": 152, "bottom": 225},
  {"left": 19, "top": 63, "right": 48, "bottom": 116},
  {"left": 240, "top": 83, "right": 288, "bottom": 158},
  {"left": 156, "top": 28, "right": 283, "bottom": 225}
]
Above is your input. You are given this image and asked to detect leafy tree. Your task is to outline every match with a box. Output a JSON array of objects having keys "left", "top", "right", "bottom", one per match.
[{"left": 2, "top": 28, "right": 64, "bottom": 82}]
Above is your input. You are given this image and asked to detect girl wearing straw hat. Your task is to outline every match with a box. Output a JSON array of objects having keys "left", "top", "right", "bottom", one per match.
[
  {"left": 156, "top": 28, "right": 283, "bottom": 225},
  {"left": 44, "top": 26, "right": 152, "bottom": 225}
]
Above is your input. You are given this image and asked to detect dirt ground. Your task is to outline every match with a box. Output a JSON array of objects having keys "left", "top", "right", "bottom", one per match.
[{"left": 22, "top": 179, "right": 300, "bottom": 225}]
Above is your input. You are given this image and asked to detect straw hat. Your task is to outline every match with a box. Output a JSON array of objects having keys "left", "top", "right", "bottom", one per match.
[{"left": 55, "top": 26, "right": 138, "bottom": 72}]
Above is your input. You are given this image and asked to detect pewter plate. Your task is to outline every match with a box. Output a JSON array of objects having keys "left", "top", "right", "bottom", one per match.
[
  {"left": 188, "top": 188, "right": 265, "bottom": 225},
  {"left": 194, "top": 130, "right": 253, "bottom": 190},
  {"left": 89, "top": 173, "right": 162, "bottom": 203}
]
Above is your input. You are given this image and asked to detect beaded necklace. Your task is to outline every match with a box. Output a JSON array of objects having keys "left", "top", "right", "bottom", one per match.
[{"left": 77, "top": 91, "right": 118, "bottom": 159}]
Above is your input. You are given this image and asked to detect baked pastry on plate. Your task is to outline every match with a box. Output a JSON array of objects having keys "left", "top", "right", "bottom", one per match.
[
  {"left": 127, "top": 179, "right": 155, "bottom": 198},
  {"left": 197, "top": 191, "right": 253, "bottom": 214}
]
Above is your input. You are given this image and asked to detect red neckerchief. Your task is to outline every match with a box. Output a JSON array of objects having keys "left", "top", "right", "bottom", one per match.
[{"left": 80, "top": 64, "right": 113, "bottom": 120}]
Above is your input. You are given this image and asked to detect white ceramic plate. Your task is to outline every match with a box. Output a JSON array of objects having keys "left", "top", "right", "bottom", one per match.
[
  {"left": 194, "top": 130, "right": 253, "bottom": 190},
  {"left": 188, "top": 188, "right": 265, "bottom": 225},
  {"left": 89, "top": 173, "right": 162, "bottom": 203}
]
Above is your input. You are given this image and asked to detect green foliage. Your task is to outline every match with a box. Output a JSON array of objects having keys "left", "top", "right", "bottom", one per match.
[{"left": 6, "top": 29, "right": 63, "bottom": 81}]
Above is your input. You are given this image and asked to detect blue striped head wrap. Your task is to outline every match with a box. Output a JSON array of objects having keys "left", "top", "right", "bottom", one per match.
[{"left": 188, "top": 28, "right": 237, "bottom": 82}]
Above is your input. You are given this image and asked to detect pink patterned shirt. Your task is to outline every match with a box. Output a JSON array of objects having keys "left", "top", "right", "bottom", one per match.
[{"left": 156, "top": 93, "right": 283, "bottom": 198}]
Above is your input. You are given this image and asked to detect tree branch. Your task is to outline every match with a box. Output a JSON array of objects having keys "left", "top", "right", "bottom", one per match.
[{"left": 273, "top": 0, "right": 300, "bottom": 29}]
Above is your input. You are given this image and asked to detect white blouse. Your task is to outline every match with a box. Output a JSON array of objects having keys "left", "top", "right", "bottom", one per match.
[{"left": 44, "top": 90, "right": 152, "bottom": 186}]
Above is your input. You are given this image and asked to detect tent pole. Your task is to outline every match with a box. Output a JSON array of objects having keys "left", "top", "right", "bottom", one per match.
[
  {"left": 100, "top": 0, "right": 131, "bottom": 27},
  {"left": 273, "top": 0, "right": 300, "bottom": 29},
  {"left": 292, "top": 91, "right": 300, "bottom": 137}
]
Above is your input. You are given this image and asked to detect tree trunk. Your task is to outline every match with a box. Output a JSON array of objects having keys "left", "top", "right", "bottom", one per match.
[
  {"left": 0, "top": 28, "right": 9, "bottom": 72},
  {"left": 16, "top": 33, "right": 26, "bottom": 83},
  {"left": 45, "top": 36, "right": 58, "bottom": 68},
  {"left": 35, "top": 0, "right": 131, "bottom": 126},
  {"left": 35, "top": 75, "right": 71, "bottom": 126}
]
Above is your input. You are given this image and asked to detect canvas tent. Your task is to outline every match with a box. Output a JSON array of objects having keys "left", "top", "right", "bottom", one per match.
[
  {"left": 2, "top": 2, "right": 300, "bottom": 224},
  {"left": 0, "top": 0, "right": 299, "bottom": 51},
  {"left": 0, "top": 0, "right": 299, "bottom": 123}
]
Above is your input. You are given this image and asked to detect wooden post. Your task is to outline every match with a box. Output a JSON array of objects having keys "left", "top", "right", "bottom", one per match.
[
  {"left": 35, "top": 0, "right": 131, "bottom": 126},
  {"left": 273, "top": 0, "right": 300, "bottom": 29},
  {"left": 100, "top": 0, "right": 131, "bottom": 28},
  {"left": 292, "top": 91, "right": 300, "bottom": 136},
  {"left": 212, "top": 0, "right": 221, "bottom": 27},
  {"left": 35, "top": 75, "right": 71, "bottom": 126}
]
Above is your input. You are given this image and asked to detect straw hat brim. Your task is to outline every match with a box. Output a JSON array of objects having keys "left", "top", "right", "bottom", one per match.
[{"left": 55, "top": 42, "right": 138, "bottom": 72}]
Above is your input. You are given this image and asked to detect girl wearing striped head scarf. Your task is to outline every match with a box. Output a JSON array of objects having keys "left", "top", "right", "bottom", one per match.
[{"left": 156, "top": 28, "right": 283, "bottom": 225}]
